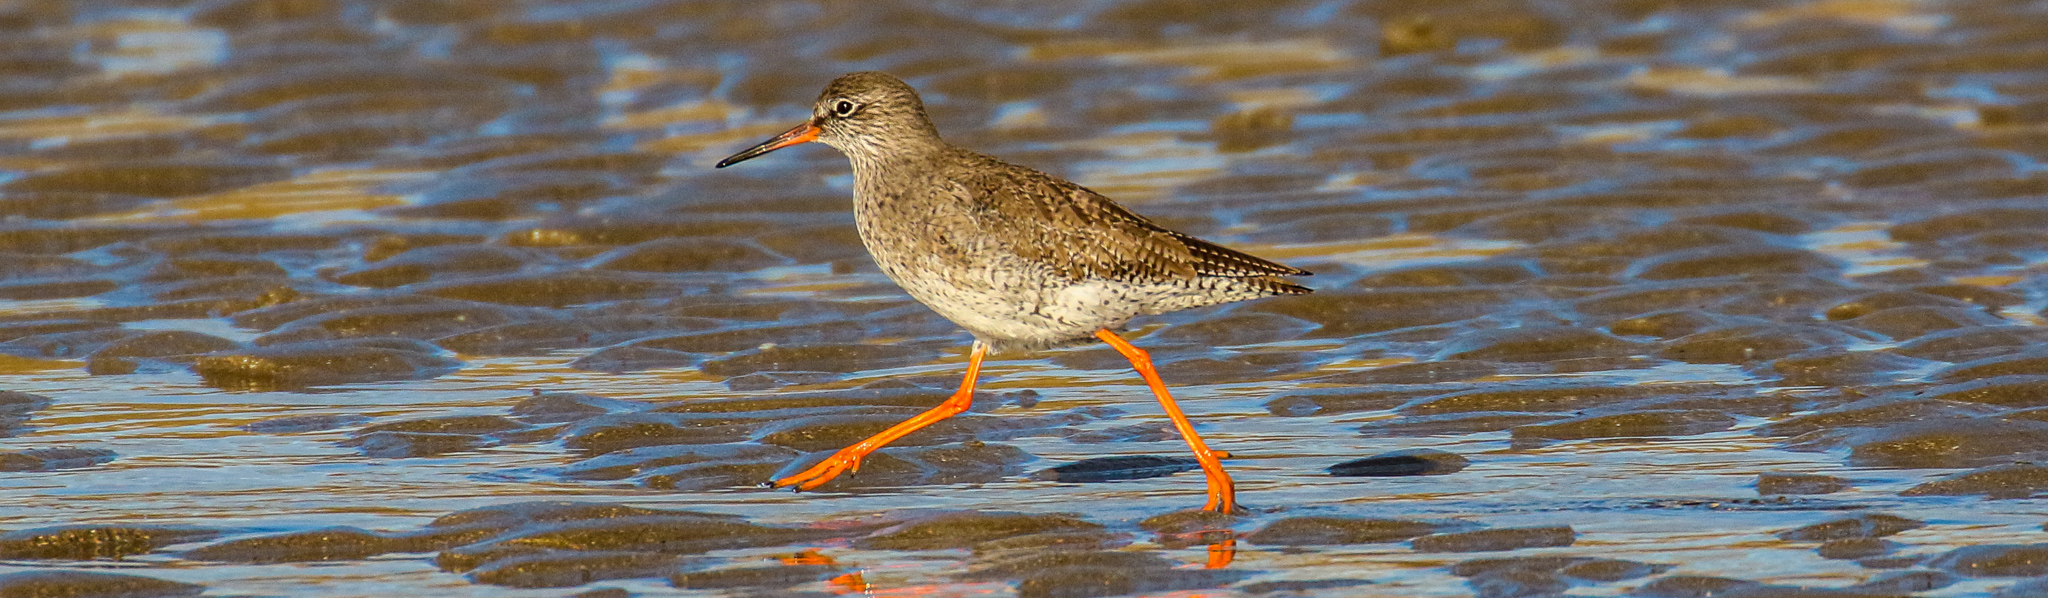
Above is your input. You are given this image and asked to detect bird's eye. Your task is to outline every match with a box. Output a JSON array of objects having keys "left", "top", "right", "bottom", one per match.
[{"left": 833, "top": 100, "right": 856, "bottom": 116}]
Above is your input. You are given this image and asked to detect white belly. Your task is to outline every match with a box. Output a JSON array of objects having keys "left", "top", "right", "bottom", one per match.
[{"left": 878, "top": 257, "right": 1157, "bottom": 352}]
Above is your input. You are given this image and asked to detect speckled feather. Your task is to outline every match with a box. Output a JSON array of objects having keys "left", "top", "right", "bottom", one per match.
[
  {"left": 951, "top": 151, "right": 1312, "bottom": 286},
  {"left": 786, "top": 72, "right": 1311, "bottom": 351}
]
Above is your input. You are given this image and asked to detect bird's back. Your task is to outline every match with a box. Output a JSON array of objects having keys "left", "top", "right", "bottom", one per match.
[{"left": 940, "top": 149, "right": 1310, "bottom": 293}]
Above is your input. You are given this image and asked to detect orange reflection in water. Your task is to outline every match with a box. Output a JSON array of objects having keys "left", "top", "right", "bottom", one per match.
[{"left": 829, "top": 571, "right": 872, "bottom": 594}]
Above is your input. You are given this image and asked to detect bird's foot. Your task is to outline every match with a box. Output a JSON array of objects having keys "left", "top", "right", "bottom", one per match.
[
  {"left": 1200, "top": 501, "right": 1247, "bottom": 516},
  {"left": 1201, "top": 490, "right": 1245, "bottom": 515},
  {"left": 770, "top": 451, "right": 865, "bottom": 491}
]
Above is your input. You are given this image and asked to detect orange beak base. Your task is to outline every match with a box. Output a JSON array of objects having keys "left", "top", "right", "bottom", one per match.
[{"left": 715, "top": 122, "right": 821, "bottom": 168}]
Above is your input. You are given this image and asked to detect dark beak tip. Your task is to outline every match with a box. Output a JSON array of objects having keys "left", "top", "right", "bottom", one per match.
[
  {"left": 713, "top": 122, "right": 821, "bottom": 170},
  {"left": 713, "top": 150, "right": 762, "bottom": 169}
]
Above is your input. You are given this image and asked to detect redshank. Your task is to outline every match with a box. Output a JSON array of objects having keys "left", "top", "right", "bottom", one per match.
[{"left": 715, "top": 71, "right": 1310, "bottom": 513}]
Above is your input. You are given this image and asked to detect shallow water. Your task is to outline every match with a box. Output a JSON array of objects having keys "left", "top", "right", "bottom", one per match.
[{"left": 3, "top": 0, "right": 2048, "bottom": 596}]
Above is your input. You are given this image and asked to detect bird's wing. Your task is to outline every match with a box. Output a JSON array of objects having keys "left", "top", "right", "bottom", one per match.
[{"left": 955, "top": 163, "right": 1308, "bottom": 283}]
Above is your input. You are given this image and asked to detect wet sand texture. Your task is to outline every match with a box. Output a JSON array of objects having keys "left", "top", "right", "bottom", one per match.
[{"left": 2, "top": 0, "right": 2048, "bottom": 596}]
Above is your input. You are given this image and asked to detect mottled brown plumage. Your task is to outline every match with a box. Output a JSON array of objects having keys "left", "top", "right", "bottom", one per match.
[
  {"left": 715, "top": 71, "right": 1310, "bottom": 513},
  {"left": 957, "top": 154, "right": 1311, "bottom": 284}
]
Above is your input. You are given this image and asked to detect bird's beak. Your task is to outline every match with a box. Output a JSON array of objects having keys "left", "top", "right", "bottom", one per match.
[{"left": 715, "top": 121, "right": 821, "bottom": 168}]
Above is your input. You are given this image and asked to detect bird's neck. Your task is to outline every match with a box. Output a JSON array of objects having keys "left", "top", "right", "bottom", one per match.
[{"left": 844, "top": 136, "right": 948, "bottom": 181}]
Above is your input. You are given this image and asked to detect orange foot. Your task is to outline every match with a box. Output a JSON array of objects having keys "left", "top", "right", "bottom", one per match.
[
  {"left": 1204, "top": 493, "right": 1244, "bottom": 514},
  {"left": 1200, "top": 472, "right": 1240, "bottom": 514},
  {"left": 770, "top": 449, "right": 865, "bottom": 491}
]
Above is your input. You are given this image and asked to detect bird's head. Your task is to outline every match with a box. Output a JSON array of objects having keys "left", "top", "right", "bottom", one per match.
[{"left": 716, "top": 71, "right": 940, "bottom": 168}]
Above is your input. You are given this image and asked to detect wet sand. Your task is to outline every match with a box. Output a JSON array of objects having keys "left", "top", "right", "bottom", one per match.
[{"left": 3, "top": 0, "right": 2048, "bottom": 596}]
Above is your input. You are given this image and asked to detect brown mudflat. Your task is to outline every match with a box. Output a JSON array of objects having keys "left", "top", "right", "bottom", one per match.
[{"left": 2, "top": 0, "right": 2047, "bottom": 596}]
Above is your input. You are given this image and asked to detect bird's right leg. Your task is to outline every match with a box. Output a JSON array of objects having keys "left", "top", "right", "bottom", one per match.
[{"left": 770, "top": 341, "right": 989, "bottom": 491}]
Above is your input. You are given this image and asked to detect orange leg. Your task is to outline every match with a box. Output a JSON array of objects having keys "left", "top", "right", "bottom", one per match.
[
  {"left": 1094, "top": 329, "right": 1239, "bottom": 513},
  {"left": 771, "top": 342, "right": 990, "bottom": 491}
]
